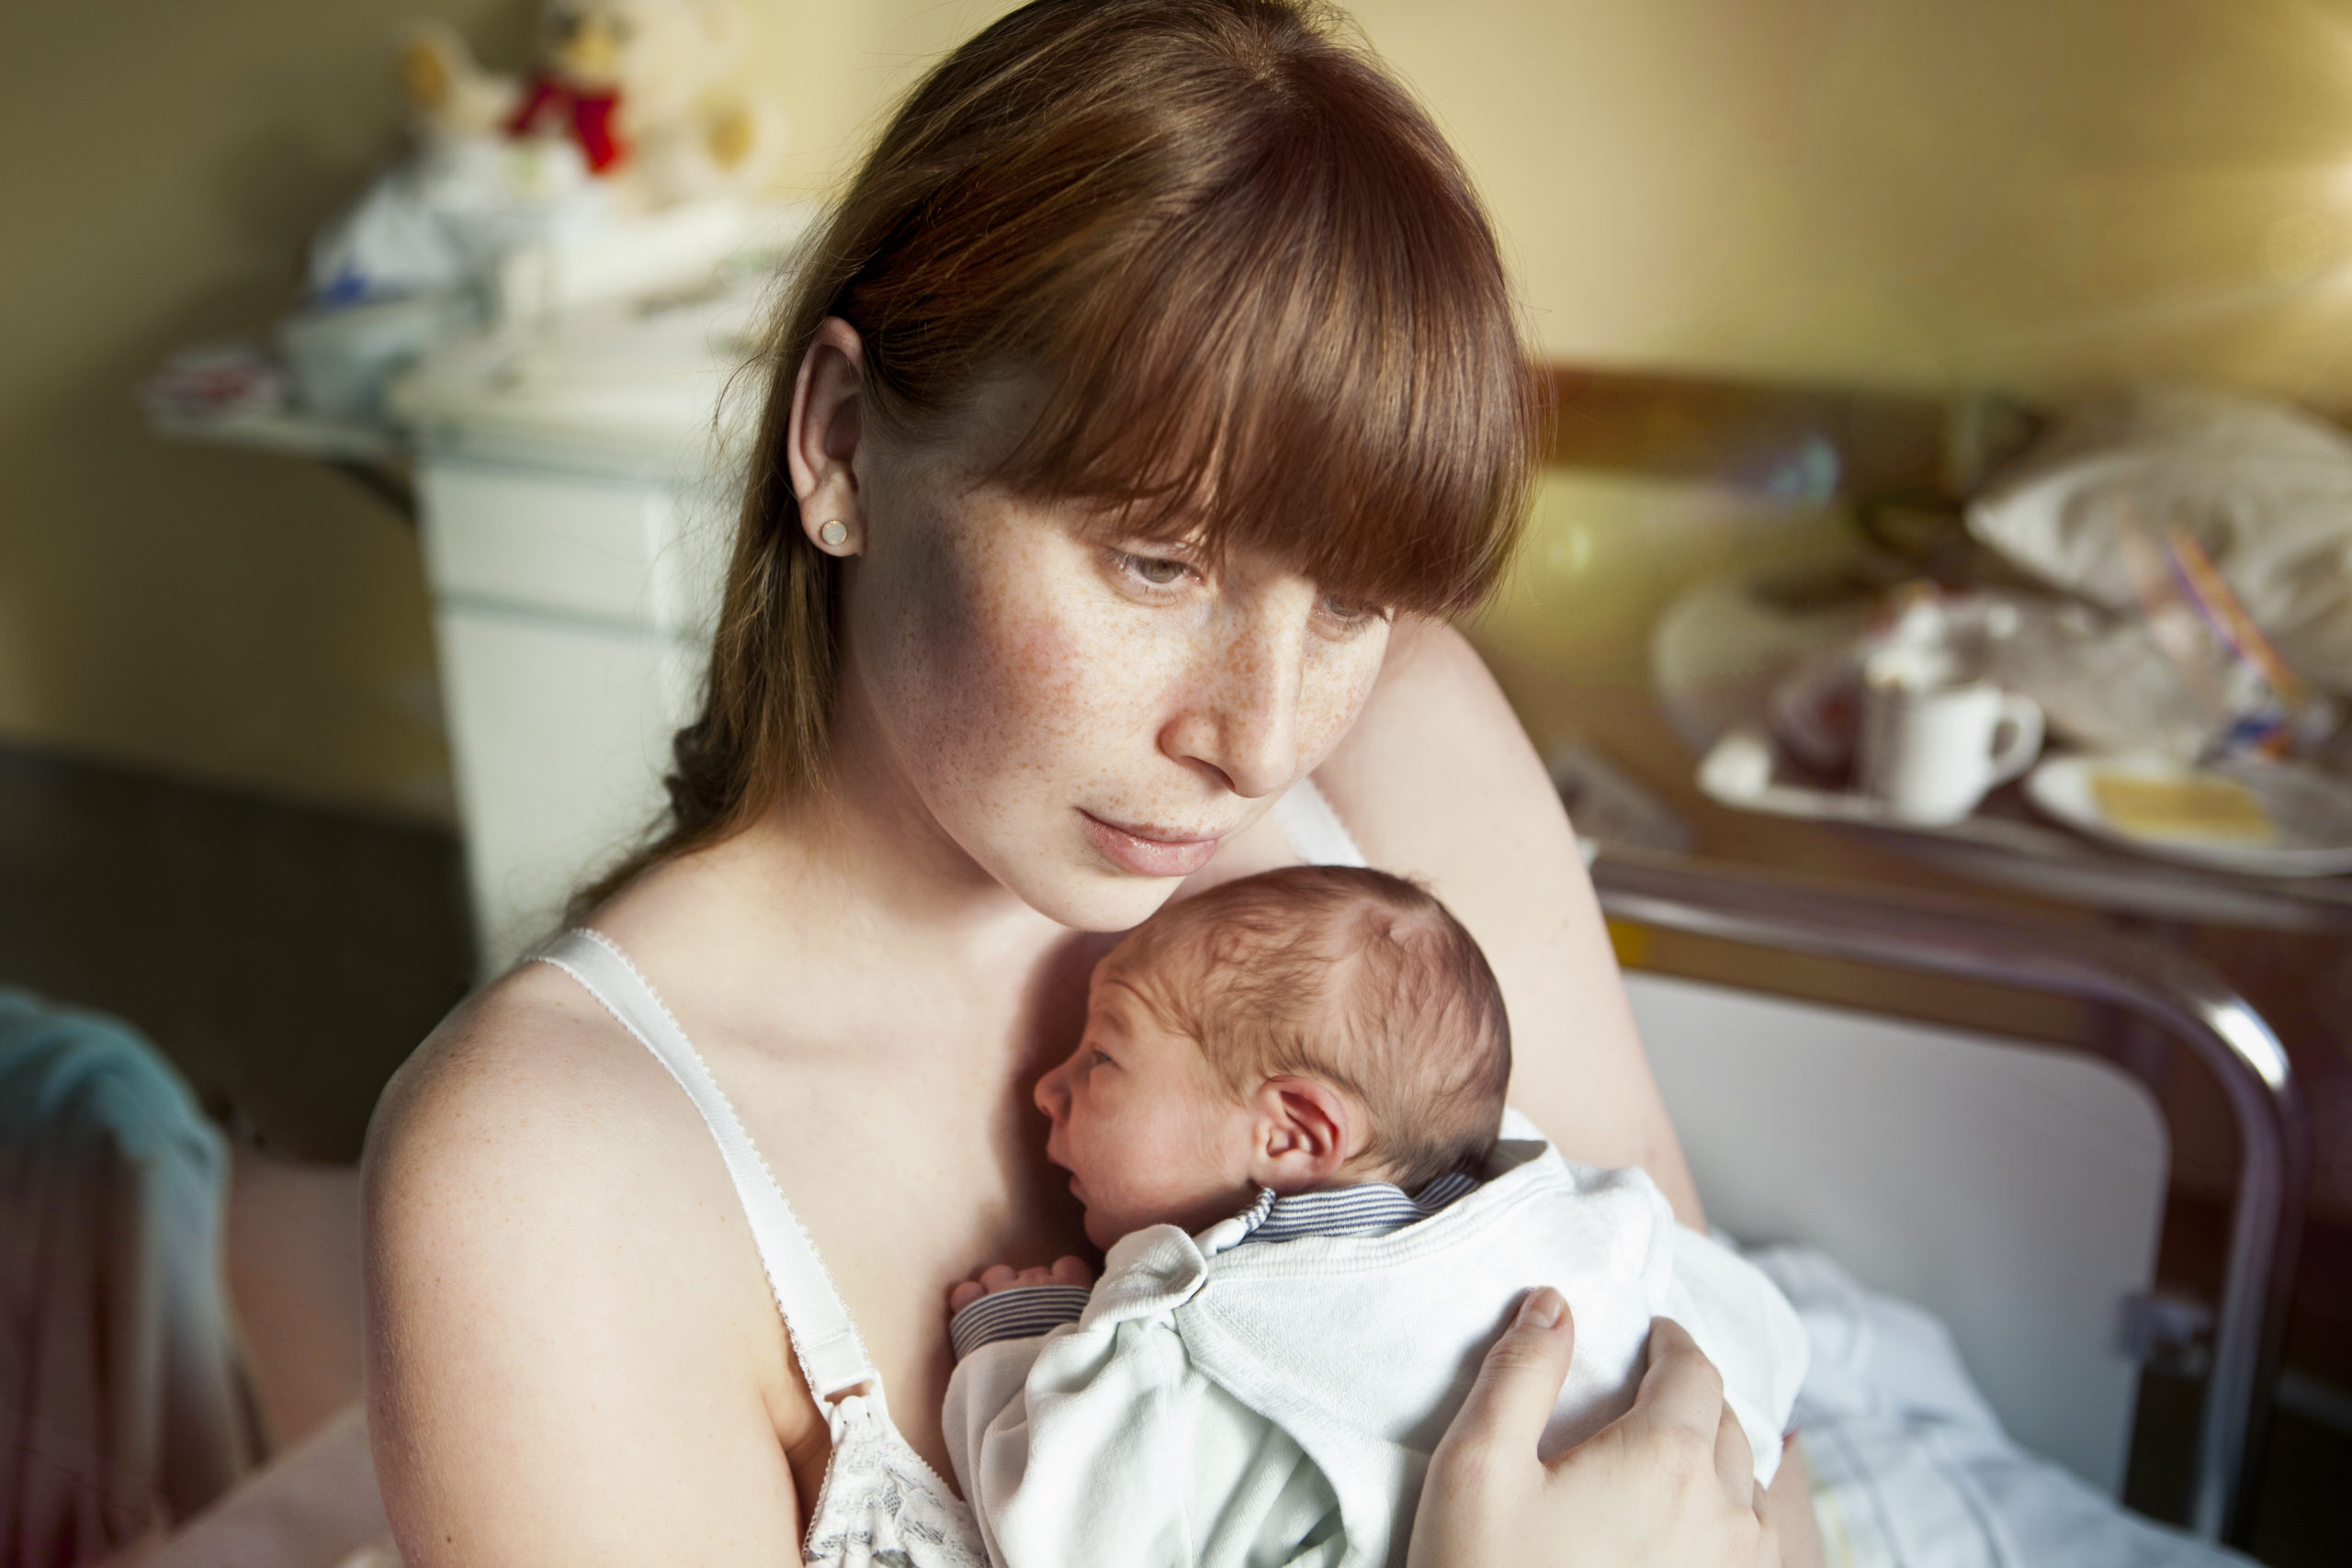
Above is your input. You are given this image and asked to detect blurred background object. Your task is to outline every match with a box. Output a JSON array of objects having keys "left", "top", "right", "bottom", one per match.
[
  {"left": 0, "top": 993, "right": 252, "bottom": 1565},
  {"left": 9, "top": 0, "right": 2352, "bottom": 1563}
]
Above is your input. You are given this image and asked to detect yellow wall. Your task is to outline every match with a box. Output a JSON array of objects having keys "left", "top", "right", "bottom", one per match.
[
  {"left": 0, "top": 1, "right": 537, "bottom": 819},
  {"left": 1360, "top": 0, "right": 2352, "bottom": 401},
  {"left": 774, "top": 0, "right": 2352, "bottom": 402},
  {"left": 12, "top": 0, "right": 2352, "bottom": 816}
]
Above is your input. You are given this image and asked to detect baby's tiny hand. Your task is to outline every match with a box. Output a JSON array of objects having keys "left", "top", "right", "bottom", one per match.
[{"left": 946, "top": 1255, "right": 1094, "bottom": 1315}]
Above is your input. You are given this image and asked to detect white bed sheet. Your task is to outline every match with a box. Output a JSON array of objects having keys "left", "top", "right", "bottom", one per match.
[{"left": 1756, "top": 1246, "right": 2254, "bottom": 1568}]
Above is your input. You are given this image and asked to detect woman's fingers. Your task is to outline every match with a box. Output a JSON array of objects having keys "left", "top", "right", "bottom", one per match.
[
  {"left": 1407, "top": 1290, "right": 1574, "bottom": 1568},
  {"left": 1634, "top": 1318, "right": 1732, "bottom": 1442},
  {"left": 1715, "top": 1404, "right": 1758, "bottom": 1510},
  {"left": 1646, "top": 1318, "right": 1762, "bottom": 1517},
  {"left": 1440, "top": 1287, "right": 1576, "bottom": 1470},
  {"left": 1412, "top": 1293, "right": 1785, "bottom": 1568}
]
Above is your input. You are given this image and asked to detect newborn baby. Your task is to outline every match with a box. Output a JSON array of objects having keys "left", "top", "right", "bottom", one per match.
[{"left": 942, "top": 865, "right": 1806, "bottom": 1568}]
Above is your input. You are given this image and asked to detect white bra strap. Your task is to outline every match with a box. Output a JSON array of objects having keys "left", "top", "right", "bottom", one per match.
[
  {"left": 1272, "top": 777, "right": 1369, "bottom": 868},
  {"left": 536, "top": 930, "right": 877, "bottom": 1401}
]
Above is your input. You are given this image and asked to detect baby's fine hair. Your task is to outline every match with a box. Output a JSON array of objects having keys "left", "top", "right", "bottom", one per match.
[{"left": 1111, "top": 865, "right": 1511, "bottom": 1190}]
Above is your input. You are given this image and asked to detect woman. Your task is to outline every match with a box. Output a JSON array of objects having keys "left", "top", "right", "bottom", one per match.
[{"left": 366, "top": 3, "right": 1807, "bottom": 1563}]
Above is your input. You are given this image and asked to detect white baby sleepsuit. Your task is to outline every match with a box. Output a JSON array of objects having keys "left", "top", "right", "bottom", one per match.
[{"left": 944, "top": 1123, "right": 1810, "bottom": 1568}]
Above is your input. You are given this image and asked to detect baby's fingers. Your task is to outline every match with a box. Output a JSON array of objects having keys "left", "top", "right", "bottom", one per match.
[
  {"left": 1049, "top": 1255, "right": 1095, "bottom": 1287},
  {"left": 947, "top": 1280, "right": 985, "bottom": 1314},
  {"left": 978, "top": 1263, "right": 1020, "bottom": 1293}
]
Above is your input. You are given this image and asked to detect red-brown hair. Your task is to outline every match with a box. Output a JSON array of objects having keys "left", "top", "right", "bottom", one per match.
[{"left": 577, "top": 0, "right": 1532, "bottom": 913}]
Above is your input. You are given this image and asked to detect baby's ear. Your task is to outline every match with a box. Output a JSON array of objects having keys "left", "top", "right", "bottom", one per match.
[{"left": 1250, "top": 1076, "right": 1363, "bottom": 1194}]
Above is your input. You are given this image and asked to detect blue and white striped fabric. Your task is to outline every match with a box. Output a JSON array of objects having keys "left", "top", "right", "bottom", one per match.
[
  {"left": 948, "top": 1172, "right": 1483, "bottom": 1359},
  {"left": 948, "top": 1284, "right": 1094, "bottom": 1362},
  {"left": 1236, "top": 1169, "right": 1479, "bottom": 1244}
]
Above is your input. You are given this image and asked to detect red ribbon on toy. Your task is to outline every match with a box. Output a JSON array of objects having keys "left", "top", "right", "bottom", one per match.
[{"left": 506, "top": 75, "right": 626, "bottom": 174}]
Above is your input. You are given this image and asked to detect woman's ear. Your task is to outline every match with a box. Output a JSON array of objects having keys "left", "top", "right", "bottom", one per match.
[
  {"left": 787, "top": 317, "right": 867, "bottom": 555},
  {"left": 1248, "top": 1076, "right": 1363, "bottom": 1195}
]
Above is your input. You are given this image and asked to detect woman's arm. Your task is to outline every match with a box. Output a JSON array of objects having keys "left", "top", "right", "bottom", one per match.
[
  {"left": 1317, "top": 616, "right": 1705, "bottom": 1224},
  {"left": 363, "top": 976, "right": 815, "bottom": 1566}
]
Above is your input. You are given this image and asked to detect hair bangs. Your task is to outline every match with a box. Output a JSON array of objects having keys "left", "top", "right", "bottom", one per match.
[{"left": 980, "top": 20, "right": 1534, "bottom": 616}]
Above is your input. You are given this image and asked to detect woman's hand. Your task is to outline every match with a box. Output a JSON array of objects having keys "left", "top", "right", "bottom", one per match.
[
  {"left": 1408, "top": 1290, "right": 1781, "bottom": 1568},
  {"left": 946, "top": 1254, "right": 1093, "bottom": 1314}
]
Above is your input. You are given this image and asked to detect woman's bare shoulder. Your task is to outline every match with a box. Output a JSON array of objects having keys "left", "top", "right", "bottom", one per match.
[
  {"left": 364, "top": 957, "right": 776, "bottom": 1305},
  {"left": 364, "top": 964, "right": 813, "bottom": 1563},
  {"left": 1317, "top": 615, "right": 1577, "bottom": 873},
  {"left": 369, "top": 960, "right": 656, "bottom": 1194},
  {"left": 363, "top": 959, "right": 748, "bottom": 1356}
]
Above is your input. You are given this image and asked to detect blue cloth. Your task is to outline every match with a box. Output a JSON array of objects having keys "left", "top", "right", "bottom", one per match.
[{"left": 1, "top": 988, "right": 250, "bottom": 1563}]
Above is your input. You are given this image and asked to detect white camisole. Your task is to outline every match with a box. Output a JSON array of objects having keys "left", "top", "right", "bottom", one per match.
[{"left": 535, "top": 782, "right": 1367, "bottom": 1567}]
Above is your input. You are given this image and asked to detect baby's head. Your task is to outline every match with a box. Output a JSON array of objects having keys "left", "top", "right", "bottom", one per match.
[{"left": 1034, "top": 865, "right": 1511, "bottom": 1248}]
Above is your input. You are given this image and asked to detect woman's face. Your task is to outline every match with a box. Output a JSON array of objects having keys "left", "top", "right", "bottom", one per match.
[{"left": 839, "top": 383, "right": 1394, "bottom": 933}]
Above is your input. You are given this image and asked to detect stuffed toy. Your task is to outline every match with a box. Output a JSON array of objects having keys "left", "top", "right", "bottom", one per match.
[{"left": 398, "top": 0, "right": 786, "bottom": 208}]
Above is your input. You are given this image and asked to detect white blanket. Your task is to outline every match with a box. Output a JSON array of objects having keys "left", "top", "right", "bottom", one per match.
[
  {"left": 944, "top": 1136, "right": 1808, "bottom": 1568},
  {"left": 1752, "top": 1246, "right": 2255, "bottom": 1568}
]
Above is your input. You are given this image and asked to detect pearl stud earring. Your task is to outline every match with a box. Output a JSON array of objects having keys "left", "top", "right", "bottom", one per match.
[{"left": 818, "top": 520, "right": 849, "bottom": 547}]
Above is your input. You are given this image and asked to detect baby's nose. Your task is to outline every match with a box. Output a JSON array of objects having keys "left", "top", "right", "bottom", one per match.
[{"left": 1034, "top": 1058, "right": 1070, "bottom": 1121}]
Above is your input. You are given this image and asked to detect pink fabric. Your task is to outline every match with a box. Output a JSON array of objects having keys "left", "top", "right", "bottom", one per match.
[{"left": 130, "top": 1404, "right": 390, "bottom": 1568}]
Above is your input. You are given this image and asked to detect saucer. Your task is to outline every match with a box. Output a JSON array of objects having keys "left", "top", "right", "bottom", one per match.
[{"left": 2024, "top": 754, "right": 2352, "bottom": 877}]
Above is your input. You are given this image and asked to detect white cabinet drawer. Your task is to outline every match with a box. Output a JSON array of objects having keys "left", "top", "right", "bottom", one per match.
[{"left": 418, "top": 461, "right": 710, "bottom": 631}]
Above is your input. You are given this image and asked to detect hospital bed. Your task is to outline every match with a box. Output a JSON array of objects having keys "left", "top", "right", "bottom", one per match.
[
  {"left": 135, "top": 848, "right": 2303, "bottom": 1567},
  {"left": 1593, "top": 843, "right": 2307, "bottom": 1551}
]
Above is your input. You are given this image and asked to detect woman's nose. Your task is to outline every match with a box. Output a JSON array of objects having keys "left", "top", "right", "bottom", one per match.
[{"left": 1161, "top": 599, "right": 1305, "bottom": 800}]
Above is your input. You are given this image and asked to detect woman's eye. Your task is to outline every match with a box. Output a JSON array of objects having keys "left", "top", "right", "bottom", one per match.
[
  {"left": 1319, "top": 593, "right": 1391, "bottom": 628},
  {"left": 1119, "top": 552, "right": 1193, "bottom": 588},
  {"left": 1090, "top": 1049, "right": 1114, "bottom": 1069}
]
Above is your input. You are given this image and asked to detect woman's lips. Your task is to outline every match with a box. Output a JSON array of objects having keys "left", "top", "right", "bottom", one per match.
[{"left": 1080, "top": 811, "right": 1221, "bottom": 877}]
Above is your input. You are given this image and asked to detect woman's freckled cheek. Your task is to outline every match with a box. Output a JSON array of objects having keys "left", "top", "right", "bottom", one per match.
[
  {"left": 879, "top": 543, "right": 988, "bottom": 765},
  {"left": 1295, "top": 635, "right": 1388, "bottom": 769},
  {"left": 890, "top": 513, "right": 1050, "bottom": 761},
  {"left": 916, "top": 510, "right": 1137, "bottom": 803}
]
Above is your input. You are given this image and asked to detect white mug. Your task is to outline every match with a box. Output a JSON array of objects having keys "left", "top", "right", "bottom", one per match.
[{"left": 1858, "top": 648, "right": 2043, "bottom": 824}]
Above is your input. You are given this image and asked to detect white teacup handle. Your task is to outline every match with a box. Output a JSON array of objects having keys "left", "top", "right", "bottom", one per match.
[{"left": 1986, "top": 694, "right": 2044, "bottom": 785}]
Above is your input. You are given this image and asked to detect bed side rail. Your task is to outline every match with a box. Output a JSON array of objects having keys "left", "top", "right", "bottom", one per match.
[{"left": 1588, "top": 844, "right": 2310, "bottom": 1545}]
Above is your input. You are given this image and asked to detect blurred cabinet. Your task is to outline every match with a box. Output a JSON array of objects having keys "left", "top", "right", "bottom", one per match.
[{"left": 415, "top": 456, "right": 718, "bottom": 973}]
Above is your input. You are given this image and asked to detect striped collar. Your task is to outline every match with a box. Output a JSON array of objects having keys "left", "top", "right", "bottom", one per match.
[
  {"left": 1234, "top": 1169, "right": 1480, "bottom": 1245},
  {"left": 946, "top": 1168, "right": 1487, "bottom": 1361}
]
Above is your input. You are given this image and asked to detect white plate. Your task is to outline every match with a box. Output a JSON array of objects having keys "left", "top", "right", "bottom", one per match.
[{"left": 2023, "top": 753, "right": 2352, "bottom": 877}]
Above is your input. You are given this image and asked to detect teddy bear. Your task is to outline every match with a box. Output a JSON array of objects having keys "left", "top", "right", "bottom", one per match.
[{"left": 398, "top": 0, "right": 786, "bottom": 209}]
